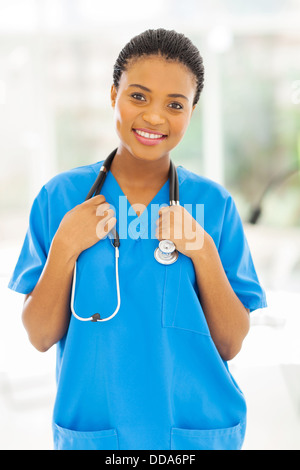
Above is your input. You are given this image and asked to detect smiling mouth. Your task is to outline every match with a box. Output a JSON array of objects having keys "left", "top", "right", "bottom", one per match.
[{"left": 133, "top": 128, "right": 167, "bottom": 140}]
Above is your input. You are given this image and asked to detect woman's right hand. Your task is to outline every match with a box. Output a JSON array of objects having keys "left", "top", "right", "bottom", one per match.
[
  {"left": 54, "top": 195, "right": 116, "bottom": 260},
  {"left": 23, "top": 194, "right": 116, "bottom": 352}
]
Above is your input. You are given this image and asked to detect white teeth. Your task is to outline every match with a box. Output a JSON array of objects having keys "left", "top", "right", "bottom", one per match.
[{"left": 135, "top": 129, "right": 165, "bottom": 139}]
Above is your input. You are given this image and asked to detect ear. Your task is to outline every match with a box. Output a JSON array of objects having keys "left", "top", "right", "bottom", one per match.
[
  {"left": 191, "top": 104, "right": 197, "bottom": 116},
  {"left": 111, "top": 84, "right": 118, "bottom": 108}
]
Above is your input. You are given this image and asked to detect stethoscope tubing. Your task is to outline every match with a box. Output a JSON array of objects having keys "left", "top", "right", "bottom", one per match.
[
  {"left": 71, "top": 148, "right": 179, "bottom": 322},
  {"left": 71, "top": 244, "right": 121, "bottom": 322}
]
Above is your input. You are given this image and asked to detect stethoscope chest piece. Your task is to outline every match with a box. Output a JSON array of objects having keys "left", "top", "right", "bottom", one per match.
[{"left": 154, "top": 240, "right": 178, "bottom": 265}]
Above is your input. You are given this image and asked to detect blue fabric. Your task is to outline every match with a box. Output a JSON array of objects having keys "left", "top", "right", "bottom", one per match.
[{"left": 8, "top": 161, "right": 267, "bottom": 450}]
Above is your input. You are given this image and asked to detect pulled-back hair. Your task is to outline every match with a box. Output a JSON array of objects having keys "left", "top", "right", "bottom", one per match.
[{"left": 113, "top": 29, "right": 204, "bottom": 105}]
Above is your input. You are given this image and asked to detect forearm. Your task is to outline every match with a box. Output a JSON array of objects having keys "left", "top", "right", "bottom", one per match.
[
  {"left": 22, "top": 237, "right": 77, "bottom": 352},
  {"left": 190, "top": 233, "right": 250, "bottom": 361}
]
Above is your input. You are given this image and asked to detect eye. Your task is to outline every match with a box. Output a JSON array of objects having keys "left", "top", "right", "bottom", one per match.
[
  {"left": 168, "top": 102, "right": 183, "bottom": 110},
  {"left": 130, "top": 93, "right": 146, "bottom": 102}
]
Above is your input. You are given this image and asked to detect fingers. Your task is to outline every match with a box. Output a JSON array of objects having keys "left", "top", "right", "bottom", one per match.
[
  {"left": 86, "top": 195, "right": 117, "bottom": 240},
  {"left": 96, "top": 202, "right": 111, "bottom": 217},
  {"left": 84, "top": 194, "right": 106, "bottom": 206},
  {"left": 156, "top": 206, "right": 178, "bottom": 240},
  {"left": 93, "top": 194, "right": 106, "bottom": 204},
  {"left": 103, "top": 216, "right": 117, "bottom": 234},
  {"left": 96, "top": 210, "right": 116, "bottom": 240},
  {"left": 97, "top": 207, "right": 115, "bottom": 222},
  {"left": 158, "top": 205, "right": 171, "bottom": 215}
]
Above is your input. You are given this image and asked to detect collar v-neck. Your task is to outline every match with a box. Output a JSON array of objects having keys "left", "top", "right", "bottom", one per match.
[{"left": 103, "top": 170, "right": 170, "bottom": 241}]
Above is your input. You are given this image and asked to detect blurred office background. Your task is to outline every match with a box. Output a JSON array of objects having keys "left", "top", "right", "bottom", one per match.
[{"left": 0, "top": 0, "right": 299, "bottom": 449}]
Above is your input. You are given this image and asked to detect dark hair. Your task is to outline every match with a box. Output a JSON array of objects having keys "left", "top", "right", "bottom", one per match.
[{"left": 113, "top": 28, "right": 204, "bottom": 106}]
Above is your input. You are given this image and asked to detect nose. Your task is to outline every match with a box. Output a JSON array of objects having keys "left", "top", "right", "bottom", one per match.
[{"left": 142, "top": 111, "right": 166, "bottom": 126}]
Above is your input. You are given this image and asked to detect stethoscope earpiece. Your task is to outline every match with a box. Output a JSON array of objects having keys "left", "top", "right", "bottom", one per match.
[{"left": 154, "top": 240, "right": 178, "bottom": 265}]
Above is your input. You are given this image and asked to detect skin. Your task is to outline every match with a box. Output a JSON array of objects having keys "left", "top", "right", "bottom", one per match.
[
  {"left": 109, "top": 55, "right": 197, "bottom": 211},
  {"left": 22, "top": 55, "right": 249, "bottom": 360}
]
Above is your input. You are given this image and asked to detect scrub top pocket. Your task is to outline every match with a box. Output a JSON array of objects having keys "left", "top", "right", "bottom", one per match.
[
  {"left": 161, "top": 256, "right": 211, "bottom": 337},
  {"left": 53, "top": 423, "right": 119, "bottom": 450},
  {"left": 171, "top": 422, "right": 244, "bottom": 450}
]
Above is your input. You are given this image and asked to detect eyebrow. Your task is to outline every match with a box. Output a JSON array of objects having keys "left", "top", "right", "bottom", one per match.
[{"left": 128, "top": 84, "right": 189, "bottom": 101}]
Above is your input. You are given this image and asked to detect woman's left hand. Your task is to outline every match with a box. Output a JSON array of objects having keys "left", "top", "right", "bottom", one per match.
[{"left": 155, "top": 205, "right": 205, "bottom": 259}]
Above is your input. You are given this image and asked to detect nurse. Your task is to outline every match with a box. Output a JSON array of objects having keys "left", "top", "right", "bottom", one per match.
[{"left": 9, "top": 29, "right": 267, "bottom": 450}]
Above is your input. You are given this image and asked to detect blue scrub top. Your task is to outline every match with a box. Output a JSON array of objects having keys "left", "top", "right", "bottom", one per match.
[{"left": 8, "top": 160, "right": 267, "bottom": 450}]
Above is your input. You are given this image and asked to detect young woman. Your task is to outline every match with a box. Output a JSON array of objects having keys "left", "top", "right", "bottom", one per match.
[{"left": 9, "top": 29, "right": 266, "bottom": 450}]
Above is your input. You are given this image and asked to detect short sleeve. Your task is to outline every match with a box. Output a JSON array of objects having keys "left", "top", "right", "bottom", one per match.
[
  {"left": 218, "top": 195, "right": 267, "bottom": 312},
  {"left": 8, "top": 186, "right": 50, "bottom": 295}
]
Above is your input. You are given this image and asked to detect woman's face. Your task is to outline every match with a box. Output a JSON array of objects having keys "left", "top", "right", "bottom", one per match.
[{"left": 111, "top": 55, "right": 197, "bottom": 162}]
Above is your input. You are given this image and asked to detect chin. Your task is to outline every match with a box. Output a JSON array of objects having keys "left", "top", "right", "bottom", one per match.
[{"left": 124, "top": 143, "right": 167, "bottom": 162}]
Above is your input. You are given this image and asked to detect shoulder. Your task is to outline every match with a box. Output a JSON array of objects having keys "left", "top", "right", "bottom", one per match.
[
  {"left": 177, "top": 165, "right": 231, "bottom": 204},
  {"left": 177, "top": 166, "right": 241, "bottom": 246},
  {"left": 30, "top": 161, "right": 103, "bottom": 239},
  {"left": 31, "top": 161, "right": 103, "bottom": 221},
  {"left": 37, "top": 161, "right": 102, "bottom": 207},
  {"left": 44, "top": 162, "right": 101, "bottom": 190}
]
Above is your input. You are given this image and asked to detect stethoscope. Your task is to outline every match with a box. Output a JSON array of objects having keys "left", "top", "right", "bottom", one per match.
[{"left": 71, "top": 148, "right": 180, "bottom": 323}]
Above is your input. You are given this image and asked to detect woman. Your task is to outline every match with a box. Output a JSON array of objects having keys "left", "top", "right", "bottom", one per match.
[{"left": 9, "top": 29, "right": 267, "bottom": 450}]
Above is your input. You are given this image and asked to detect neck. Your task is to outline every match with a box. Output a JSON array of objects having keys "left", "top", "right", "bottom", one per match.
[{"left": 110, "top": 145, "right": 170, "bottom": 189}]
